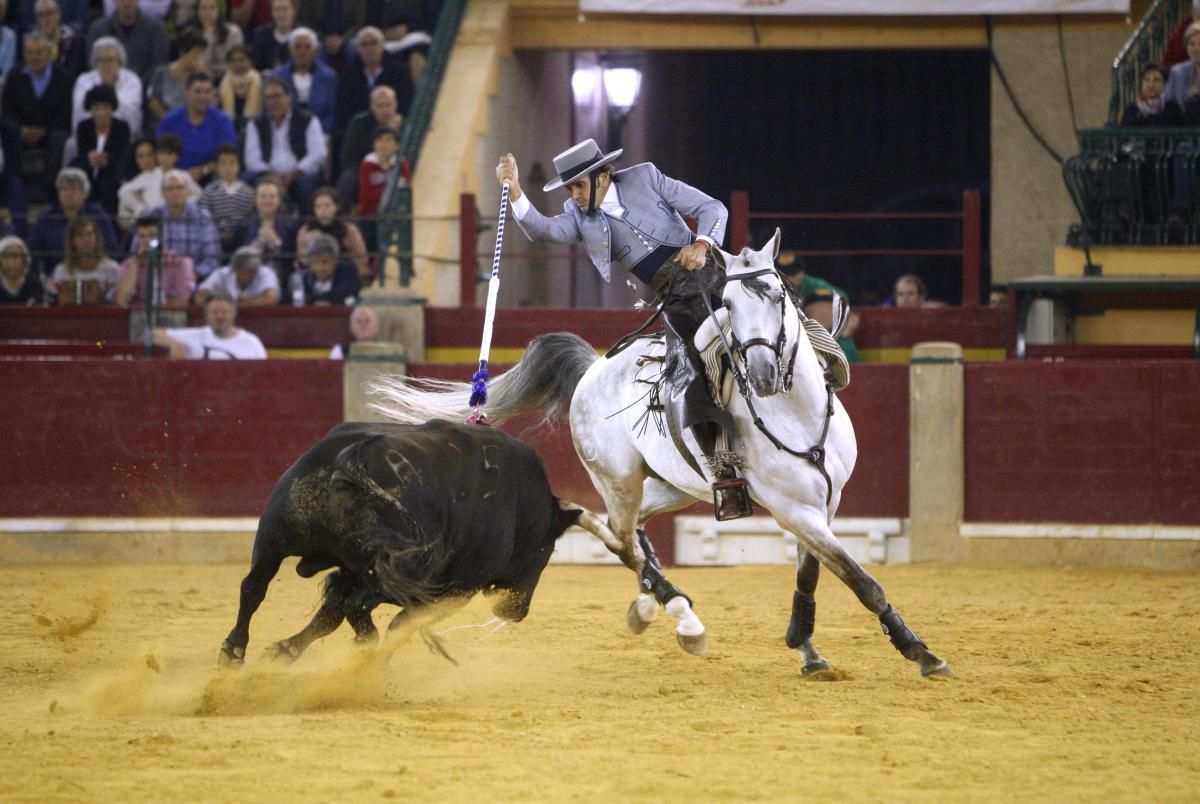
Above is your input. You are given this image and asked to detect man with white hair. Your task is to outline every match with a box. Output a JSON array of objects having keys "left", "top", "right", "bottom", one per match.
[
  {"left": 334, "top": 26, "right": 412, "bottom": 131},
  {"left": 27, "top": 167, "right": 119, "bottom": 276},
  {"left": 85, "top": 0, "right": 168, "bottom": 82},
  {"left": 151, "top": 168, "right": 222, "bottom": 280},
  {"left": 272, "top": 26, "right": 336, "bottom": 134},
  {"left": 243, "top": 74, "right": 326, "bottom": 211}
]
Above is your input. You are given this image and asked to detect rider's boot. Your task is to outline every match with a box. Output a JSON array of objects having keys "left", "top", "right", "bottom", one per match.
[{"left": 696, "top": 424, "right": 753, "bottom": 521}]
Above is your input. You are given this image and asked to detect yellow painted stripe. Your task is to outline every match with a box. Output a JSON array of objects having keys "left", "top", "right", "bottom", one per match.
[
  {"left": 425, "top": 346, "right": 528, "bottom": 364},
  {"left": 858, "top": 347, "right": 1007, "bottom": 364},
  {"left": 266, "top": 348, "right": 332, "bottom": 360}
]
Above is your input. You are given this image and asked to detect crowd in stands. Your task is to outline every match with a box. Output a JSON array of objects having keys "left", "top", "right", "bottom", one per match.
[{"left": 0, "top": 0, "right": 436, "bottom": 308}]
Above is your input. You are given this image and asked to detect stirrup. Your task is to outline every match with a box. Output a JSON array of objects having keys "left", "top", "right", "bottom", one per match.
[{"left": 712, "top": 477, "right": 752, "bottom": 521}]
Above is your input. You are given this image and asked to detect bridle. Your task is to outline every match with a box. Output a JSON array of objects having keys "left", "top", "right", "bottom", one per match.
[{"left": 700, "top": 264, "right": 835, "bottom": 505}]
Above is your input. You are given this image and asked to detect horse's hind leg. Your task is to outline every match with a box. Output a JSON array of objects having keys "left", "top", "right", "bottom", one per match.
[
  {"left": 776, "top": 505, "right": 950, "bottom": 677},
  {"left": 220, "top": 543, "right": 285, "bottom": 665},
  {"left": 265, "top": 568, "right": 360, "bottom": 662},
  {"left": 787, "top": 550, "right": 831, "bottom": 677}
]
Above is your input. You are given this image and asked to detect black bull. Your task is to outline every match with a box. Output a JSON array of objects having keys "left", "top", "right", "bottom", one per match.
[{"left": 219, "top": 420, "right": 583, "bottom": 665}]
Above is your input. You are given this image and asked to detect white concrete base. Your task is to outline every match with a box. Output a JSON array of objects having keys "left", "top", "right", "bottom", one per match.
[
  {"left": 960, "top": 522, "right": 1200, "bottom": 541},
  {"left": 548, "top": 526, "right": 623, "bottom": 565},
  {"left": 674, "top": 516, "right": 908, "bottom": 566}
]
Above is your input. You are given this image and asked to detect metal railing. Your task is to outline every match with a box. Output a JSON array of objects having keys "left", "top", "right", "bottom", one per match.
[{"left": 1110, "top": 0, "right": 1193, "bottom": 126}]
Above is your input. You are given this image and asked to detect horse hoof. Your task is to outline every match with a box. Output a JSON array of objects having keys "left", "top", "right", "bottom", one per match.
[
  {"left": 675, "top": 630, "right": 708, "bottom": 656},
  {"left": 626, "top": 596, "right": 657, "bottom": 635},
  {"left": 264, "top": 640, "right": 299, "bottom": 663},
  {"left": 218, "top": 641, "right": 244, "bottom": 667},
  {"left": 801, "top": 659, "right": 830, "bottom": 677},
  {"left": 921, "top": 659, "right": 953, "bottom": 678}
]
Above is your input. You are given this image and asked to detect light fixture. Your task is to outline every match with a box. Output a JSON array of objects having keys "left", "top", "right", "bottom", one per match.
[{"left": 603, "top": 66, "right": 642, "bottom": 114}]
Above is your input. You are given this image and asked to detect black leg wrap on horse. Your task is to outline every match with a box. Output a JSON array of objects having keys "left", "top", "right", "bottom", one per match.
[
  {"left": 640, "top": 562, "right": 691, "bottom": 608},
  {"left": 785, "top": 591, "right": 816, "bottom": 649},
  {"left": 637, "top": 528, "right": 662, "bottom": 572},
  {"left": 879, "top": 605, "right": 926, "bottom": 655}
]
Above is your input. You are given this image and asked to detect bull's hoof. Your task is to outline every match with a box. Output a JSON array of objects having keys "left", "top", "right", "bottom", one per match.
[
  {"left": 920, "top": 659, "right": 952, "bottom": 678},
  {"left": 264, "top": 640, "right": 301, "bottom": 663},
  {"left": 675, "top": 630, "right": 707, "bottom": 656},
  {"left": 626, "top": 594, "right": 658, "bottom": 635},
  {"left": 800, "top": 658, "right": 831, "bottom": 677},
  {"left": 218, "top": 641, "right": 245, "bottom": 667}
]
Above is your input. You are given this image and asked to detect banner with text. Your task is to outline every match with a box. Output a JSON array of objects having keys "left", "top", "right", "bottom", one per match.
[{"left": 580, "top": 0, "right": 1129, "bottom": 14}]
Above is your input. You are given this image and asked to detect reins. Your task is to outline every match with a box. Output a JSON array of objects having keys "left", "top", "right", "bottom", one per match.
[{"left": 701, "top": 267, "right": 835, "bottom": 505}]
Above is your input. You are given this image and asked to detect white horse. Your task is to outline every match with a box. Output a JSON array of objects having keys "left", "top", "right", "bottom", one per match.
[{"left": 371, "top": 230, "right": 950, "bottom": 677}]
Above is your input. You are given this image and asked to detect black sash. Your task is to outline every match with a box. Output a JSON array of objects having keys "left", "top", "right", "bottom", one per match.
[{"left": 629, "top": 243, "right": 678, "bottom": 286}]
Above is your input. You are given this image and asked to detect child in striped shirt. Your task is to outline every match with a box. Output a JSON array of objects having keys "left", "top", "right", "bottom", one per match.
[{"left": 200, "top": 143, "right": 256, "bottom": 254}]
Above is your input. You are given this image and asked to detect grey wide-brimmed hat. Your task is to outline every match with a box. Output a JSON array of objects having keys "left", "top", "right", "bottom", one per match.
[{"left": 542, "top": 139, "right": 623, "bottom": 192}]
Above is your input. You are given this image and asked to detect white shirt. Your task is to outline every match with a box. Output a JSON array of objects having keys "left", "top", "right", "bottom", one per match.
[
  {"left": 166, "top": 326, "right": 267, "bottom": 360},
  {"left": 71, "top": 68, "right": 144, "bottom": 134},
  {"left": 198, "top": 265, "right": 280, "bottom": 299},
  {"left": 243, "top": 110, "right": 328, "bottom": 177}
]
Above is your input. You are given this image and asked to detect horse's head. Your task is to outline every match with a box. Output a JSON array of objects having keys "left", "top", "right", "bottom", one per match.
[{"left": 713, "top": 228, "right": 788, "bottom": 398}]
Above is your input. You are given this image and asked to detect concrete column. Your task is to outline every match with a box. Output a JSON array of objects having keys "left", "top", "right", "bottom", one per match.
[
  {"left": 359, "top": 289, "right": 426, "bottom": 363},
  {"left": 343, "top": 341, "right": 408, "bottom": 423},
  {"left": 908, "top": 341, "right": 965, "bottom": 561}
]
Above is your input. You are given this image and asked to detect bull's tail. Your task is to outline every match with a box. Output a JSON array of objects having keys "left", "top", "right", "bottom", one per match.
[{"left": 368, "top": 332, "right": 599, "bottom": 427}]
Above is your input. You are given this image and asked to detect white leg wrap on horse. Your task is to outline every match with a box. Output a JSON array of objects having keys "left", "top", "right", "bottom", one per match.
[
  {"left": 666, "top": 596, "right": 705, "bottom": 637},
  {"left": 635, "top": 593, "right": 659, "bottom": 623}
]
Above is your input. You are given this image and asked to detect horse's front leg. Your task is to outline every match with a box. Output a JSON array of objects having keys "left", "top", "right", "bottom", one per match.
[
  {"left": 786, "top": 549, "right": 832, "bottom": 677},
  {"left": 774, "top": 504, "right": 950, "bottom": 677}
]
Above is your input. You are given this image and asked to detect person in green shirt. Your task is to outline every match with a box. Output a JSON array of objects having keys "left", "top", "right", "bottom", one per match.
[{"left": 777, "top": 251, "right": 861, "bottom": 363}]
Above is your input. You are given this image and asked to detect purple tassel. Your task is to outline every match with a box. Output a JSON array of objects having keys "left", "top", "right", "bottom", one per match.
[{"left": 468, "top": 360, "right": 489, "bottom": 408}]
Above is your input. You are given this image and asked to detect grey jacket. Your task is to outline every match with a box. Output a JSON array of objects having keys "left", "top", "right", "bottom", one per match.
[{"left": 513, "top": 162, "right": 727, "bottom": 282}]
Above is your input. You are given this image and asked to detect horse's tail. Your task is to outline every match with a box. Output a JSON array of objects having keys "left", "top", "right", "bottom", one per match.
[{"left": 368, "top": 332, "right": 599, "bottom": 427}]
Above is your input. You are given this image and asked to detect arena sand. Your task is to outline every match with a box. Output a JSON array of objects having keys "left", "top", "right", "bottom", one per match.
[{"left": 1, "top": 561, "right": 1197, "bottom": 802}]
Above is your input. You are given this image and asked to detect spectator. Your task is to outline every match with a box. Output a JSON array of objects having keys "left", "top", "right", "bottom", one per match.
[
  {"left": 200, "top": 142, "right": 255, "bottom": 252},
  {"left": 236, "top": 173, "right": 296, "bottom": 289},
  {"left": 777, "top": 251, "right": 860, "bottom": 363},
  {"left": 243, "top": 75, "right": 326, "bottom": 212},
  {"left": 273, "top": 26, "right": 336, "bottom": 135},
  {"left": 329, "top": 303, "right": 379, "bottom": 359},
  {"left": 191, "top": 0, "right": 243, "bottom": 83},
  {"left": 251, "top": 0, "right": 297, "bottom": 72},
  {"left": 0, "top": 0, "right": 15, "bottom": 84},
  {"left": 893, "top": 273, "right": 943, "bottom": 308},
  {"left": 299, "top": 232, "right": 359, "bottom": 306},
  {"left": 116, "top": 134, "right": 202, "bottom": 228},
  {"left": 47, "top": 215, "right": 121, "bottom": 303},
  {"left": 1165, "top": 23, "right": 1200, "bottom": 116},
  {"left": 156, "top": 72, "right": 237, "bottom": 185},
  {"left": 153, "top": 289, "right": 267, "bottom": 359},
  {"left": 218, "top": 44, "right": 262, "bottom": 129},
  {"left": 152, "top": 167, "right": 222, "bottom": 279},
  {"left": 17, "top": 0, "right": 88, "bottom": 36},
  {"left": 1163, "top": 3, "right": 1200, "bottom": 68},
  {"left": 30, "top": 0, "right": 87, "bottom": 79},
  {"left": 337, "top": 84, "right": 402, "bottom": 205},
  {"left": 296, "top": 0, "right": 361, "bottom": 65},
  {"left": 1120, "top": 63, "right": 1183, "bottom": 127},
  {"left": 334, "top": 26, "right": 412, "bottom": 133},
  {"left": 378, "top": 4, "right": 432, "bottom": 88},
  {"left": 0, "top": 235, "right": 43, "bottom": 305},
  {"left": 28, "top": 167, "right": 120, "bottom": 277},
  {"left": 0, "top": 120, "right": 24, "bottom": 234},
  {"left": 145, "top": 30, "right": 209, "bottom": 132},
  {"left": 989, "top": 284, "right": 1008, "bottom": 308},
  {"left": 86, "top": 0, "right": 169, "bottom": 83},
  {"left": 356, "top": 126, "right": 402, "bottom": 248},
  {"left": 2, "top": 31, "right": 74, "bottom": 200},
  {"left": 231, "top": 0, "right": 272, "bottom": 33},
  {"left": 296, "top": 186, "right": 369, "bottom": 281},
  {"left": 100, "top": 0, "right": 170, "bottom": 18},
  {"left": 164, "top": 0, "right": 198, "bottom": 37},
  {"left": 194, "top": 243, "right": 279, "bottom": 304},
  {"left": 72, "top": 36, "right": 143, "bottom": 137},
  {"left": 114, "top": 213, "right": 196, "bottom": 305},
  {"left": 70, "top": 83, "right": 132, "bottom": 217}
]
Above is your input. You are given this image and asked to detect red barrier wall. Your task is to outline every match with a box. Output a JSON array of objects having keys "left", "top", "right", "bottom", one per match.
[
  {"left": 965, "top": 361, "right": 1200, "bottom": 525},
  {"left": 1, "top": 360, "right": 343, "bottom": 517}
]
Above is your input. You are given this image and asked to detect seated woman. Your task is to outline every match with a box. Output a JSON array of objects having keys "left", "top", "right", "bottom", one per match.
[
  {"left": 191, "top": 0, "right": 243, "bottom": 83},
  {"left": 217, "top": 44, "right": 262, "bottom": 130},
  {"left": 0, "top": 235, "right": 44, "bottom": 305},
  {"left": 71, "top": 84, "right": 131, "bottom": 218},
  {"left": 235, "top": 174, "right": 297, "bottom": 294},
  {"left": 1121, "top": 63, "right": 1183, "bottom": 127},
  {"left": 145, "top": 30, "right": 209, "bottom": 133},
  {"left": 295, "top": 187, "right": 370, "bottom": 282},
  {"left": 71, "top": 37, "right": 143, "bottom": 138},
  {"left": 47, "top": 216, "right": 121, "bottom": 304}
]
